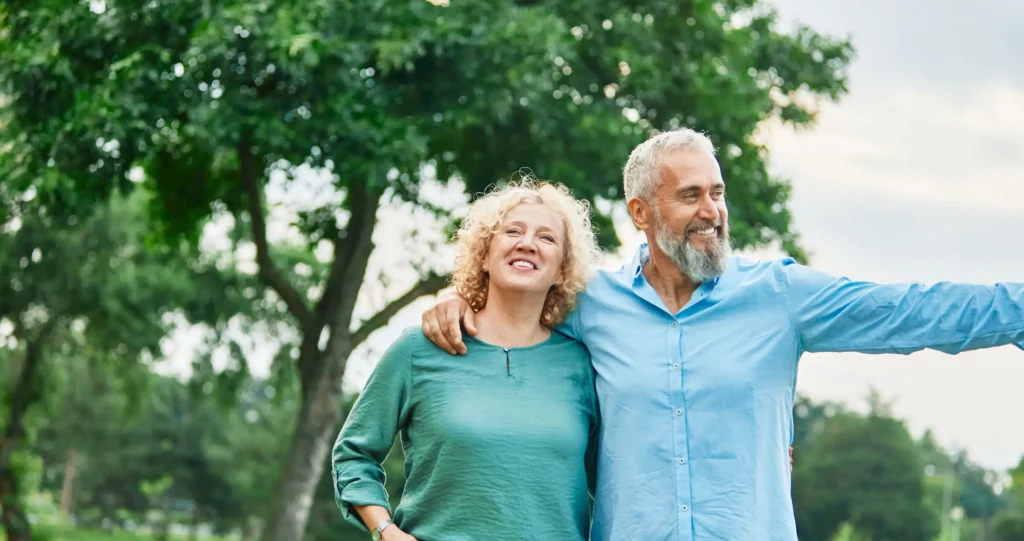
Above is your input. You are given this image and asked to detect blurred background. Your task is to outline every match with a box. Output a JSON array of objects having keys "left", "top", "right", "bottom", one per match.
[{"left": 1, "top": 1, "right": 1022, "bottom": 540}]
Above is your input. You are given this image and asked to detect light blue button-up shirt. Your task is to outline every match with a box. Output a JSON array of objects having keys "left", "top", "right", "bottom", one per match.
[{"left": 558, "top": 243, "right": 1024, "bottom": 541}]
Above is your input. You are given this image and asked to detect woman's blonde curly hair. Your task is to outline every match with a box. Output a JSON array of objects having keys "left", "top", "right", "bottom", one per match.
[{"left": 450, "top": 178, "right": 601, "bottom": 328}]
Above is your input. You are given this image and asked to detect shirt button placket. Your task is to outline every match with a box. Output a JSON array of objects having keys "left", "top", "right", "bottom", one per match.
[{"left": 672, "top": 319, "right": 693, "bottom": 539}]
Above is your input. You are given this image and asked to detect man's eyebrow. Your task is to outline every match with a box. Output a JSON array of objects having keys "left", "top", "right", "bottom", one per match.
[{"left": 675, "top": 181, "right": 726, "bottom": 195}]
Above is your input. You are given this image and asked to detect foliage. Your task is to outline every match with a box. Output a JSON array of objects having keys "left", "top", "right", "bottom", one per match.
[
  {"left": 993, "top": 514, "right": 1024, "bottom": 541},
  {"left": 0, "top": 0, "right": 854, "bottom": 257},
  {"left": 0, "top": 188, "right": 249, "bottom": 540},
  {"left": 793, "top": 398, "right": 939, "bottom": 541},
  {"left": 28, "top": 524, "right": 235, "bottom": 541},
  {"left": 3, "top": 0, "right": 853, "bottom": 538}
]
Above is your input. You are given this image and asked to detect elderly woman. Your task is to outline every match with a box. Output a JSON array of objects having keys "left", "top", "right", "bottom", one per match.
[{"left": 331, "top": 179, "right": 603, "bottom": 541}]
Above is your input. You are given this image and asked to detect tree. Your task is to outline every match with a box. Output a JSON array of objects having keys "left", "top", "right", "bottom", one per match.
[
  {"left": 203, "top": 378, "right": 303, "bottom": 539},
  {"left": 951, "top": 451, "right": 1004, "bottom": 538},
  {"left": 990, "top": 457, "right": 1024, "bottom": 541},
  {"left": 30, "top": 352, "right": 148, "bottom": 528},
  {"left": 793, "top": 407, "right": 940, "bottom": 541},
  {"left": 0, "top": 1, "right": 854, "bottom": 538},
  {"left": 0, "top": 188, "right": 242, "bottom": 540}
]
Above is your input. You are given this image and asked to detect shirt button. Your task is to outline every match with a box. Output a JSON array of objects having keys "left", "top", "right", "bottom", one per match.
[
  {"left": 680, "top": 504, "right": 690, "bottom": 512},
  {"left": 673, "top": 363, "right": 679, "bottom": 369},
  {"left": 671, "top": 322, "right": 678, "bottom": 327},
  {"left": 678, "top": 458, "right": 686, "bottom": 464},
  {"left": 675, "top": 409, "right": 682, "bottom": 415}
]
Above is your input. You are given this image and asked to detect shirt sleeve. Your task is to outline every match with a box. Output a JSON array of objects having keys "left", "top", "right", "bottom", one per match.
[
  {"left": 776, "top": 259, "right": 1024, "bottom": 355},
  {"left": 555, "top": 306, "right": 584, "bottom": 341},
  {"left": 331, "top": 329, "right": 416, "bottom": 531}
]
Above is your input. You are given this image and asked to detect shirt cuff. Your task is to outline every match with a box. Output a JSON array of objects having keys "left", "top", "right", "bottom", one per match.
[{"left": 337, "top": 480, "right": 391, "bottom": 532}]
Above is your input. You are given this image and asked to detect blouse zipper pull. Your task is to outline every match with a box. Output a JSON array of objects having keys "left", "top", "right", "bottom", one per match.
[{"left": 504, "top": 347, "right": 510, "bottom": 375}]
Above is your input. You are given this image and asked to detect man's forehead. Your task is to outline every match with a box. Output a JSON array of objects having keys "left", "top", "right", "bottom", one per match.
[
  {"left": 658, "top": 150, "right": 722, "bottom": 178},
  {"left": 658, "top": 165, "right": 724, "bottom": 193}
]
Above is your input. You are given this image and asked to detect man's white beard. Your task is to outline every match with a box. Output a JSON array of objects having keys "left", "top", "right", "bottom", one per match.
[{"left": 654, "top": 216, "right": 731, "bottom": 284}]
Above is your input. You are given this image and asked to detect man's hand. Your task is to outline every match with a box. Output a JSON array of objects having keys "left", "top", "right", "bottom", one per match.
[
  {"left": 421, "top": 290, "right": 477, "bottom": 355},
  {"left": 382, "top": 524, "right": 418, "bottom": 541},
  {"left": 789, "top": 447, "right": 794, "bottom": 472}
]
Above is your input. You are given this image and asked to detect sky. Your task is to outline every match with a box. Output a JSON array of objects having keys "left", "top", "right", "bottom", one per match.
[
  {"left": 160, "top": 0, "right": 1024, "bottom": 470},
  {"left": 756, "top": 0, "right": 1024, "bottom": 470}
]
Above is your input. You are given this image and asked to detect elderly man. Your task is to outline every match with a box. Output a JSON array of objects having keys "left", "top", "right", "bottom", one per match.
[{"left": 420, "top": 128, "right": 1024, "bottom": 540}]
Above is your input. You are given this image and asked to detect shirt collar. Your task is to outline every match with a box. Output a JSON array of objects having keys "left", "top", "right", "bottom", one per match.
[{"left": 630, "top": 243, "right": 650, "bottom": 283}]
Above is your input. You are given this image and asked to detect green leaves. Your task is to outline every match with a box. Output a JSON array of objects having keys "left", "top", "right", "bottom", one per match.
[
  {"left": 2, "top": 0, "right": 853, "bottom": 259},
  {"left": 0, "top": 6, "right": 856, "bottom": 536},
  {"left": 793, "top": 403, "right": 939, "bottom": 541}
]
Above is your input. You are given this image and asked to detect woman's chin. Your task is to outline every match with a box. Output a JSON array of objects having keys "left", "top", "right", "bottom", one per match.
[{"left": 491, "top": 278, "right": 554, "bottom": 298}]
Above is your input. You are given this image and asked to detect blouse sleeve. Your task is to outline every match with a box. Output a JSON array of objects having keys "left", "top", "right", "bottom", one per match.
[{"left": 331, "top": 329, "right": 417, "bottom": 530}]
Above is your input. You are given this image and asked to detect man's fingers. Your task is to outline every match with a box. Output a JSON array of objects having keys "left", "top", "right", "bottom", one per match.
[
  {"left": 423, "top": 313, "right": 456, "bottom": 355},
  {"left": 463, "top": 308, "right": 478, "bottom": 336},
  {"left": 420, "top": 292, "right": 471, "bottom": 355},
  {"left": 442, "top": 304, "right": 466, "bottom": 355}
]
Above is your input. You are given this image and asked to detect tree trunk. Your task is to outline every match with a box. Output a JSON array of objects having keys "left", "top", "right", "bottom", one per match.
[
  {"left": 0, "top": 335, "right": 44, "bottom": 465},
  {"left": 0, "top": 467, "right": 32, "bottom": 541},
  {"left": 59, "top": 448, "right": 78, "bottom": 518},
  {"left": 0, "top": 334, "right": 47, "bottom": 541},
  {"left": 258, "top": 345, "right": 352, "bottom": 541}
]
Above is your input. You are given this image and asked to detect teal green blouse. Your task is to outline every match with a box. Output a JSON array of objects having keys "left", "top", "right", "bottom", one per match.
[{"left": 332, "top": 327, "right": 599, "bottom": 541}]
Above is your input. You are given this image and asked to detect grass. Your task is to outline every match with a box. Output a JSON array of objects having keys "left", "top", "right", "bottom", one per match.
[{"left": 4, "top": 524, "right": 235, "bottom": 541}]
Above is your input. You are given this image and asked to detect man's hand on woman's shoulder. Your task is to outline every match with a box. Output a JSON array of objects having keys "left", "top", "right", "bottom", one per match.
[{"left": 421, "top": 289, "right": 477, "bottom": 355}]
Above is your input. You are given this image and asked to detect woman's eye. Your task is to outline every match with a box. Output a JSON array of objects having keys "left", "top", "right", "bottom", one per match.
[
  {"left": 506, "top": 228, "right": 521, "bottom": 235},
  {"left": 541, "top": 235, "right": 556, "bottom": 242}
]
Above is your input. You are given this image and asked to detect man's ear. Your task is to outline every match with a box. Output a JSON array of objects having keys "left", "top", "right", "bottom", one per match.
[{"left": 627, "top": 197, "right": 654, "bottom": 231}]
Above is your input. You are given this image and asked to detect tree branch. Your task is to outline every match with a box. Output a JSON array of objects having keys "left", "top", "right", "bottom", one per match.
[
  {"left": 239, "top": 135, "right": 313, "bottom": 328},
  {"left": 315, "top": 183, "right": 381, "bottom": 331},
  {"left": 351, "top": 273, "right": 449, "bottom": 345}
]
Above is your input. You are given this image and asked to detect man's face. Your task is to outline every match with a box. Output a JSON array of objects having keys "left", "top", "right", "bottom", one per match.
[{"left": 649, "top": 149, "right": 731, "bottom": 283}]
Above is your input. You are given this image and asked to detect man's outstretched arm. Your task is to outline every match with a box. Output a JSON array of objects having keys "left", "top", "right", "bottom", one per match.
[{"left": 778, "top": 260, "right": 1024, "bottom": 355}]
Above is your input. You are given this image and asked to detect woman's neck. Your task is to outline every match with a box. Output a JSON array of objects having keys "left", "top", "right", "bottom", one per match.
[{"left": 473, "top": 287, "right": 550, "bottom": 348}]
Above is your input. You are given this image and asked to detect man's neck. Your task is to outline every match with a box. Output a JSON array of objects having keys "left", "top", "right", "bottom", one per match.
[
  {"left": 642, "top": 245, "right": 701, "bottom": 314},
  {"left": 474, "top": 288, "right": 550, "bottom": 348}
]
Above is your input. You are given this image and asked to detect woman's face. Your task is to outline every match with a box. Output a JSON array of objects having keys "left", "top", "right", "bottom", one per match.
[{"left": 485, "top": 202, "right": 566, "bottom": 298}]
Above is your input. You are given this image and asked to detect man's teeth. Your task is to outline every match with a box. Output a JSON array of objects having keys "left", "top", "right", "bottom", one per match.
[{"left": 693, "top": 228, "right": 716, "bottom": 235}]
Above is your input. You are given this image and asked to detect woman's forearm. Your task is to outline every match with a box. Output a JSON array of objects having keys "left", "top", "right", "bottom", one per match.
[{"left": 354, "top": 504, "right": 393, "bottom": 532}]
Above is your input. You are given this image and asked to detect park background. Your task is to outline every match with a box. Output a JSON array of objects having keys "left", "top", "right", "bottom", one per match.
[{"left": 1, "top": 0, "right": 1022, "bottom": 540}]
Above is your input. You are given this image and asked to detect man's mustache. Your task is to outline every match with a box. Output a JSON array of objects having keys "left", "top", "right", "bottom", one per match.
[{"left": 683, "top": 220, "right": 725, "bottom": 235}]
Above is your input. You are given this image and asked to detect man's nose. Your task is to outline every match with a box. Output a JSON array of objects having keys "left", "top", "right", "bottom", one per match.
[{"left": 696, "top": 195, "right": 720, "bottom": 221}]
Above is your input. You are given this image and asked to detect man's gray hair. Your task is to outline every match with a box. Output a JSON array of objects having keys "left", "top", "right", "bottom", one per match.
[{"left": 622, "top": 128, "right": 717, "bottom": 203}]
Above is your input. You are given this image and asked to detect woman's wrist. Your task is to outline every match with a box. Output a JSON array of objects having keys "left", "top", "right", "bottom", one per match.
[{"left": 379, "top": 523, "right": 399, "bottom": 540}]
